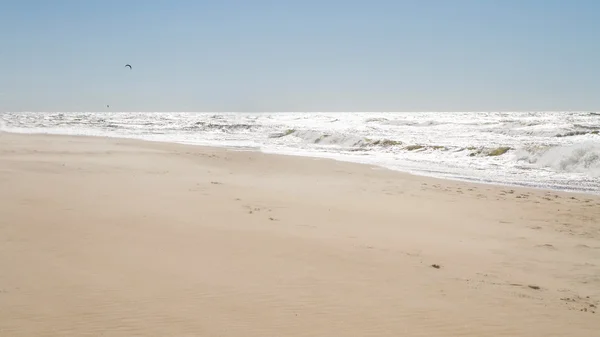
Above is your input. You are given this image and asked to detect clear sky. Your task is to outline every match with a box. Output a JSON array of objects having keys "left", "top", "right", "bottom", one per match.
[{"left": 1, "top": 0, "right": 599, "bottom": 112}]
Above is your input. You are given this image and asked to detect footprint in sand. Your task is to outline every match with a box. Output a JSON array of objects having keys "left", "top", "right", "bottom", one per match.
[
  {"left": 560, "top": 295, "right": 599, "bottom": 314},
  {"left": 574, "top": 244, "right": 600, "bottom": 250},
  {"left": 244, "top": 205, "right": 262, "bottom": 214}
]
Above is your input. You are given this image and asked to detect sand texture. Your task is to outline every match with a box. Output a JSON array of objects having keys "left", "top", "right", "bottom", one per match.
[{"left": 1, "top": 133, "right": 599, "bottom": 336}]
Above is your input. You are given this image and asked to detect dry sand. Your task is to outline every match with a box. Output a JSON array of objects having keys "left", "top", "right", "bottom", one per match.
[{"left": 0, "top": 132, "right": 599, "bottom": 337}]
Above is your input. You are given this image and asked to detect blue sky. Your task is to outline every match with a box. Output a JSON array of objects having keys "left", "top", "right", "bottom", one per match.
[{"left": 1, "top": 0, "right": 599, "bottom": 112}]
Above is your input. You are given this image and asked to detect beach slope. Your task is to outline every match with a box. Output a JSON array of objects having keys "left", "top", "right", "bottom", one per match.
[{"left": 1, "top": 133, "right": 599, "bottom": 336}]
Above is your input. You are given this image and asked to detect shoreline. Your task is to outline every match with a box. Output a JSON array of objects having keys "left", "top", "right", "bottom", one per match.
[{"left": 2, "top": 130, "right": 598, "bottom": 197}]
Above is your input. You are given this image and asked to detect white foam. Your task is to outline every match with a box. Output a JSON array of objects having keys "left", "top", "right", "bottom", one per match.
[
  {"left": 516, "top": 142, "right": 600, "bottom": 177},
  {"left": 1, "top": 111, "right": 599, "bottom": 194}
]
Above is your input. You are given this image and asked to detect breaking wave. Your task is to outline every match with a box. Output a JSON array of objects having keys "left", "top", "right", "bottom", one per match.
[{"left": 516, "top": 142, "right": 600, "bottom": 177}]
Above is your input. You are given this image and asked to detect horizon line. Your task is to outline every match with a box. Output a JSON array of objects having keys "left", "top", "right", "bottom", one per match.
[{"left": 2, "top": 110, "right": 598, "bottom": 114}]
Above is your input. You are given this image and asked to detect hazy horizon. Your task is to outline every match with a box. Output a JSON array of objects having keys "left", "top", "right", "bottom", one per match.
[
  {"left": 4, "top": 110, "right": 599, "bottom": 113},
  {"left": 2, "top": 0, "right": 600, "bottom": 112}
]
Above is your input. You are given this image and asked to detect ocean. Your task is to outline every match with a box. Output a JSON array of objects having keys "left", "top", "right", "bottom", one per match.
[{"left": 1, "top": 111, "right": 599, "bottom": 194}]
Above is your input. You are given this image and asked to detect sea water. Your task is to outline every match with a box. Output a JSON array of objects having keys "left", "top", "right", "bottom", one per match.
[{"left": 1, "top": 111, "right": 599, "bottom": 194}]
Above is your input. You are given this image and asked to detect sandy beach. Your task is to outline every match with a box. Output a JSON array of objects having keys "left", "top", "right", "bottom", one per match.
[{"left": 1, "top": 132, "right": 599, "bottom": 336}]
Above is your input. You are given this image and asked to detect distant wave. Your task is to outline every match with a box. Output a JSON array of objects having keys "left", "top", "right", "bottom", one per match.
[
  {"left": 270, "top": 128, "right": 516, "bottom": 157},
  {"left": 555, "top": 130, "right": 600, "bottom": 138}
]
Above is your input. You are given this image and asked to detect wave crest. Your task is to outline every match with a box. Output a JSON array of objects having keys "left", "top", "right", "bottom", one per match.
[{"left": 516, "top": 142, "right": 600, "bottom": 176}]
